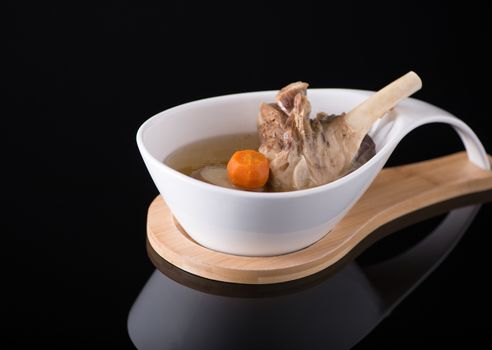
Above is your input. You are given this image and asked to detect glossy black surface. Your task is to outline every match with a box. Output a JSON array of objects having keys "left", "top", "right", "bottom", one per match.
[{"left": 6, "top": 2, "right": 492, "bottom": 348}]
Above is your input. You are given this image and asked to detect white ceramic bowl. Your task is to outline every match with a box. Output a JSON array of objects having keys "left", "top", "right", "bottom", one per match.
[{"left": 137, "top": 89, "right": 489, "bottom": 256}]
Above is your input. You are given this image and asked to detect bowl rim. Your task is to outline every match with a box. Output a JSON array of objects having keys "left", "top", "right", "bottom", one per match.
[{"left": 136, "top": 88, "right": 393, "bottom": 198}]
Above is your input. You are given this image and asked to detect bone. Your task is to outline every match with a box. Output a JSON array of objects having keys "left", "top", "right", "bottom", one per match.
[{"left": 344, "top": 71, "right": 422, "bottom": 135}]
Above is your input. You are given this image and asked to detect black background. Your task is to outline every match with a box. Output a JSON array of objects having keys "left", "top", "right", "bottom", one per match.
[{"left": 6, "top": 1, "right": 492, "bottom": 348}]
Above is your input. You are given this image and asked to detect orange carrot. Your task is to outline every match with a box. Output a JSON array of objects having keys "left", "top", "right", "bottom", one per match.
[{"left": 227, "top": 150, "right": 269, "bottom": 189}]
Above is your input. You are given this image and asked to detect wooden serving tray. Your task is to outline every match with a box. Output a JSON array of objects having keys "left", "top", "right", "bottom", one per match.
[{"left": 147, "top": 152, "right": 492, "bottom": 284}]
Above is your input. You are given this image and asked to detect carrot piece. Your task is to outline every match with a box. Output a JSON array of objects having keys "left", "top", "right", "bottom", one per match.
[{"left": 227, "top": 150, "right": 270, "bottom": 189}]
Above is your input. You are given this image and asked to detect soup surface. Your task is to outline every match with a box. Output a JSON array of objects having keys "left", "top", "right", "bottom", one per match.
[
  {"left": 165, "top": 132, "right": 375, "bottom": 192},
  {"left": 165, "top": 132, "right": 259, "bottom": 176}
]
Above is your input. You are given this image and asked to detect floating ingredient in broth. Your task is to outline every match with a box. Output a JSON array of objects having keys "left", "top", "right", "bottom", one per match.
[
  {"left": 227, "top": 150, "right": 270, "bottom": 190},
  {"left": 195, "top": 165, "right": 234, "bottom": 188}
]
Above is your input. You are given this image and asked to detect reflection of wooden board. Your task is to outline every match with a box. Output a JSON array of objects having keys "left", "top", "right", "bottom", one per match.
[{"left": 147, "top": 152, "right": 492, "bottom": 285}]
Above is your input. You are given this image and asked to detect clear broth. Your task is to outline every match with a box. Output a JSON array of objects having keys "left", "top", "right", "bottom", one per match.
[{"left": 165, "top": 133, "right": 260, "bottom": 177}]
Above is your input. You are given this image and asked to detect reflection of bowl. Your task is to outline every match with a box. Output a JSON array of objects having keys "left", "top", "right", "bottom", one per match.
[{"left": 136, "top": 89, "right": 489, "bottom": 256}]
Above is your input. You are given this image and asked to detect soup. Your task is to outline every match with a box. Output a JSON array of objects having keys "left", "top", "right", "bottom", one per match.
[
  {"left": 164, "top": 132, "right": 271, "bottom": 190},
  {"left": 165, "top": 133, "right": 260, "bottom": 176},
  {"left": 165, "top": 132, "right": 375, "bottom": 192}
]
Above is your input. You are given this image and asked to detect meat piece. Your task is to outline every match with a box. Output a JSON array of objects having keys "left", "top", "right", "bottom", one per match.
[
  {"left": 276, "top": 81, "right": 309, "bottom": 115},
  {"left": 258, "top": 72, "right": 422, "bottom": 191},
  {"left": 257, "top": 82, "right": 374, "bottom": 191},
  {"left": 256, "top": 103, "right": 287, "bottom": 160}
]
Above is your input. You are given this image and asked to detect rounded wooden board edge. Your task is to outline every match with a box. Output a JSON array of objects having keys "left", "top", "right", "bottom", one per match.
[{"left": 146, "top": 196, "right": 339, "bottom": 284}]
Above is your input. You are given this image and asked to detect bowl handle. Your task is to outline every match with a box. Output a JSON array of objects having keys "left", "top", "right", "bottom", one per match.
[{"left": 392, "top": 112, "right": 490, "bottom": 170}]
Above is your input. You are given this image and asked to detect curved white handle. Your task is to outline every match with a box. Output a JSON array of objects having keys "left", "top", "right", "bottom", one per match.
[{"left": 390, "top": 111, "right": 490, "bottom": 170}]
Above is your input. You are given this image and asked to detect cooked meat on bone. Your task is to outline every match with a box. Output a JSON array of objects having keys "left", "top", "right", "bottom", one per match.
[
  {"left": 257, "top": 72, "right": 422, "bottom": 191},
  {"left": 257, "top": 82, "right": 374, "bottom": 191}
]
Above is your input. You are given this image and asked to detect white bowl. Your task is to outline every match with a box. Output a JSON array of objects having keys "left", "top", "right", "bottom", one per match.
[{"left": 137, "top": 89, "right": 489, "bottom": 256}]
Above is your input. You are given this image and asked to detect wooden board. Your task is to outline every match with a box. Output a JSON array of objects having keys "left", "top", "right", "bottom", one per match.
[{"left": 147, "top": 152, "right": 492, "bottom": 284}]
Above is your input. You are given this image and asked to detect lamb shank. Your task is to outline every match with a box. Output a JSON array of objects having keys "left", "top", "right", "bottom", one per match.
[{"left": 257, "top": 72, "right": 422, "bottom": 191}]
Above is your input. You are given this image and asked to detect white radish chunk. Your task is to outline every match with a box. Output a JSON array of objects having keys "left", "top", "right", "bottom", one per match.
[{"left": 200, "top": 165, "right": 234, "bottom": 188}]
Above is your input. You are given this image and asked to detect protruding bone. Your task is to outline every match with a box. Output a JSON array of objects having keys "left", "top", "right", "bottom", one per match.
[{"left": 344, "top": 71, "right": 422, "bottom": 135}]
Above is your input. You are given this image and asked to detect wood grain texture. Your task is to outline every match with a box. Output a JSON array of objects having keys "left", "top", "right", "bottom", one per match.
[{"left": 147, "top": 152, "right": 492, "bottom": 284}]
